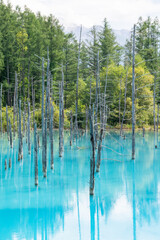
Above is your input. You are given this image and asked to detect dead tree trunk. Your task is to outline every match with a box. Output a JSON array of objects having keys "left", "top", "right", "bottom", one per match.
[
  {"left": 32, "top": 77, "right": 35, "bottom": 127},
  {"left": 34, "top": 122, "right": 38, "bottom": 186},
  {"left": 18, "top": 100, "right": 23, "bottom": 160},
  {"left": 44, "top": 55, "right": 50, "bottom": 177},
  {"left": 75, "top": 25, "right": 82, "bottom": 137},
  {"left": 6, "top": 105, "right": 9, "bottom": 138},
  {"left": 59, "top": 66, "right": 64, "bottom": 157},
  {"left": 157, "top": 104, "right": 159, "bottom": 145},
  {"left": 119, "top": 77, "right": 122, "bottom": 126},
  {"left": 50, "top": 104, "right": 54, "bottom": 170},
  {"left": 132, "top": 25, "right": 136, "bottom": 160},
  {"left": 28, "top": 102, "right": 31, "bottom": 154},
  {"left": 96, "top": 128, "right": 103, "bottom": 172},
  {"left": 9, "top": 118, "right": 12, "bottom": 148},
  {"left": 70, "top": 111, "right": 73, "bottom": 146},
  {"left": 153, "top": 76, "right": 156, "bottom": 132},
  {"left": 95, "top": 52, "right": 99, "bottom": 147},
  {"left": 85, "top": 107, "right": 88, "bottom": 134},
  {"left": 90, "top": 77, "right": 92, "bottom": 107},
  {"left": 42, "top": 57, "right": 45, "bottom": 171},
  {"left": 89, "top": 107, "right": 95, "bottom": 195}
]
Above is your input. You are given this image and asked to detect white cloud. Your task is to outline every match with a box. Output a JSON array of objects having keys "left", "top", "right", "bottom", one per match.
[{"left": 3, "top": 0, "right": 160, "bottom": 30}]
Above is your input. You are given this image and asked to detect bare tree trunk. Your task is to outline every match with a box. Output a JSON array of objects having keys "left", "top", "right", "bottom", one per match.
[
  {"left": 90, "top": 77, "right": 92, "bottom": 107},
  {"left": 32, "top": 77, "right": 35, "bottom": 127},
  {"left": 70, "top": 111, "right": 73, "bottom": 146},
  {"left": 89, "top": 108, "right": 95, "bottom": 195},
  {"left": 75, "top": 26, "right": 82, "bottom": 137},
  {"left": 7, "top": 59, "right": 10, "bottom": 106},
  {"left": 157, "top": 104, "right": 159, "bottom": 145},
  {"left": 6, "top": 105, "right": 9, "bottom": 138},
  {"left": 119, "top": 77, "right": 122, "bottom": 126},
  {"left": 9, "top": 118, "right": 12, "bottom": 148},
  {"left": 15, "top": 72, "right": 18, "bottom": 136},
  {"left": 59, "top": 66, "right": 64, "bottom": 157},
  {"left": 85, "top": 107, "right": 88, "bottom": 133},
  {"left": 13, "top": 91, "right": 16, "bottom": 139},
  {"left": 34, "top": 122, "right": 38, "bottom": 186},
  {"left": 44, "top": 54, "right": 50, "bottom": 177},
  {"left": 96, "top": 128, "right": 103, "bottom": 172},
  {"left": 28, "top": 102, "right": 31, "bottom": 154},
  {"left": 95, "top": 52, "right": 99, "bottom": 147},
  {"left": 132, "top": 25, "right": 136, "bottom": 160},
  {"left": 42, "top": 57, "right": 45, "bottom": 171},
  {"left": 50, "top": 104, "right": 54, "bottom": 170},
  {"left": 18, "top": 100, "right": 23, "bottom": 160},
  {"left": 153, "top": 76, "right": 156, "bottom": 132}
]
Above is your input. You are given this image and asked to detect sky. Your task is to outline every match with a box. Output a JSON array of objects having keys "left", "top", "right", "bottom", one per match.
[{"left": 3, "top": 0, "right": 160, "bottom": 30}]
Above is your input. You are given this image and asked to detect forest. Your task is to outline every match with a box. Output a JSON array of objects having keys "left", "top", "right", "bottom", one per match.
[{"left": 0, "top": 1, "right": 160, "bottom": 130}]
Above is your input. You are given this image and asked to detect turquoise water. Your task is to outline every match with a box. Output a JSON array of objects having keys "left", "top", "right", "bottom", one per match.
[{"left": 0, "top": 130, "right": 160, "bottom": 240}]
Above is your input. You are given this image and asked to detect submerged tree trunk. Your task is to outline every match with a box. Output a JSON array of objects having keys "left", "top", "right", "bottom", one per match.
[
  {"left": 89, "top": 108, "right": 95, "bottom": 195},
  {"left": 96, "top": 128, "right": 103, "bottom": 172},
  {"left": 34, "top": 122, "right": 38, "bottom": 186}
]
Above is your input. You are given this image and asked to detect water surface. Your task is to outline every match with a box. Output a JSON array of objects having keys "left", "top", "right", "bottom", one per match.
[{"left": 0, "top": 130, "right": 159, "bottom": 240}]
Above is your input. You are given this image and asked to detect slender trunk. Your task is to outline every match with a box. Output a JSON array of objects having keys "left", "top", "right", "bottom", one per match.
[
  {"left": 85, "top": 107, "right": 88, "bottom": 133},
  {"left": 89, "top": 107, "right": 95, "bottom": 195},
  {"left": 9, "top": 118, "right": 12, "bottom": 148},
  {"left": 75, "top": 26, "right": 82, "bottom": 137},
  {"left": 6, "top": 105, "right": 9, "bottom": 138},
  {"left": 70, "top": 111, "right": 73, "bottom": 146},
  {"left": 34, "top": 122, "right": 38, "bottom": 186},
  {"left": 132, "top": 25, "right": 136, "bottom": 160},
  {"left": 89, "top": 77, "right": 92, "bottom": 107},
  {"left": 28, "top": 102, "right": 31, "bottom": 154},
  {"left": 96, "top": 128, "right": 103, "bottom": 172},
  {"left": 119, "top": 77, "right": 122, "bottom": 126},
  {"left": 7, "top": 59, "right": 10, "bottom": 106},
  {"left": 42, "top": 57, "right": 45, "bottom": 171},
  {"left": 59, "top": 66, "right": 64, "bottom": 157},
  {"left": 157, "top": 104, "right": 159, "bottom": 145},
  {"left": 95, "top": 52, "right": 99, "bottom": 146},
  {"left": 18, "top": 100, "right": 23, "bottom": 160},
  {"left": 44, "top": 54, "right": 50, "bottom": 177},
  {"left": 50, "top": 104, "right": 54, "bottom": 169},
  {"left": 32, "top": 77, "right": 35, "bottom": 127},
  {"left": 153, "top": 76, "right": 156, "bottom": 132},
  {"left": 13, "top": 91, "right": 16, "bottom": 139}
]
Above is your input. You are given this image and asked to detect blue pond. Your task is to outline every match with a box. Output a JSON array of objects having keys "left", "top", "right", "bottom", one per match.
[{"left": 0, "top": 130, "right": 160, "bottom": 240}]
